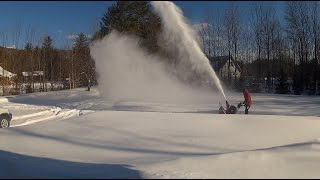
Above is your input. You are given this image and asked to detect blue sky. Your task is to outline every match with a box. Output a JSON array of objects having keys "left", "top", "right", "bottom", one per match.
[
  {"left": 0, "top": 1, "right": 285, "bottom": 49},
  {"left": 0, "top": 1, "right": 112, "bottom": 48}
]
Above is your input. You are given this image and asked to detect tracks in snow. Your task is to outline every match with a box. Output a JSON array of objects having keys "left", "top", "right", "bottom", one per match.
[
  {"left": 0, "top": 95, "right": 97, "bottom": 127},
  {"left": 10, "top": 107, "right": 82, "bottom": 127}
]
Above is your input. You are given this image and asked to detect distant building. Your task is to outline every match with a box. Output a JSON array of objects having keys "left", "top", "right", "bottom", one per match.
[
  {"left": 208, "top": 56, "right": 241, "bottom": 81},
  {"left": 0, "top": 66, "right": 16, "bottom": 79},
  {"left": 22, "top": 71, "right": 44, "bottom": 82},
  {"left": 5, "top": 45, "right": 16, "bottom": 49}
]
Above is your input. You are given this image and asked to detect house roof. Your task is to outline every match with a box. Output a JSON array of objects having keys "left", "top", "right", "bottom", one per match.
[
  {"left": 208, "top": 56, "right": 241, "bottom": 72},
  {"left": 0, "top": 66, "right": 16, "bottom": 78},
  {"left": 22, "top": 71, "right": 44, "bottom": 77}
]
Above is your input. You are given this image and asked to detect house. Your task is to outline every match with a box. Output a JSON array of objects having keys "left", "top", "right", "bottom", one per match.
[
  {"left": 208, "top": 56, "right": 241, "bottom": 82},
  {"left": 0, "top": 47, "right": 18, "bottom": 80},
  {"left": 5, "top": 45, "right": 16, "bottom": 49},
  {"left": 0, "top": 66, "right": 16, "bottom": 79},
  {"left": 22, "top": 71, "right": 44, "bottom": 82},
  {"left": 0, "top": 66, "right": 17, "bottom": 96}
]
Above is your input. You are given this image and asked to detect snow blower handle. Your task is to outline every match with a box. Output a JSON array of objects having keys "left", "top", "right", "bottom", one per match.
[
  {"left": 218, "top": 102, "right": 226, "bottom": 114},
  {"left": 237, "top": 102, "right": 244, "bottom": 109},
  {"left": 226, "top": 100, "right": 230, "bottom": 109}
]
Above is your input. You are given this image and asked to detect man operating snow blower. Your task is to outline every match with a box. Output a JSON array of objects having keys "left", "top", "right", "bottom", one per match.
[
  {"left": 237, "top": 88, "right": 252, "bottom": 114},
  {"left": 219, "top": 88, "right": 252, "bottom": 114}
]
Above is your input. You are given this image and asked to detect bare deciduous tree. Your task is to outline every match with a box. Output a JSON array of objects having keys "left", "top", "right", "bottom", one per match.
[
  {"left": 285, "top": 1, "right": 312, "bottom": 92},
  {"left": 225, "top": 2, "right": 241, "bottom": 86}
]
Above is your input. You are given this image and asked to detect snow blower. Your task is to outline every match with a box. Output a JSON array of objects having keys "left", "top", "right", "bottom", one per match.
[{"left": 219, "top": 101, "right": 238, "bottom": 114}]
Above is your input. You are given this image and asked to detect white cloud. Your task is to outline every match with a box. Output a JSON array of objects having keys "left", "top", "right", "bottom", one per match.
[
  {"left": 57, "top": 30, "right": 63, "bottom": 33},
  {"left": 192, "top": 23, "right": 209, "bottom": 33},
  {"left": 66, "top": 34, "right": 77, "bottom": 41},
  {"left": 66, "top": 34, "right": 92, "bottom": 41}
]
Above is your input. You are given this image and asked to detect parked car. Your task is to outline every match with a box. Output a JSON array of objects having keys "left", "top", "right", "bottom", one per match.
[{"left": 0, "top": 108, "right": 12, "bottom": 128}]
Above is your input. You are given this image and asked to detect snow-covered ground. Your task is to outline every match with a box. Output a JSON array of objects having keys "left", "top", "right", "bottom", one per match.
[{"left": 1, "top": 87, "right": 320, "bottom": 178}]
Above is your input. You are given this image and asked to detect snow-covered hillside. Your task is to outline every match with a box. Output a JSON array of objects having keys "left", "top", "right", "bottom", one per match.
[{"left": 1, "top": 87, "right": 320, "bottom": 178}]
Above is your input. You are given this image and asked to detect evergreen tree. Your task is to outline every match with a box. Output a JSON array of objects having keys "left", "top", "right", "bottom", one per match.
[
  {"left": 41, "top": 36, "right": 54, "bottom": 90},
  {"left": 24, "top": 42, "right": 34, "bottom": 93},
  {"left": 42, "top": 36, "right": 53, "bottom": 50},
  {"left": 24, "top": 43, "right": 33, "bottom": 51},
  {"left": 275, "top": 68, "right": 289, "bottom": 94},
  {"left": 72, "top": 33, "right": 94, "bottom": 89},
  {"left": 96, "top": 1, "right": 161, "bottom": 53},
  {"left": 73, "top": 33, "right": 89, "bottom": 52}
]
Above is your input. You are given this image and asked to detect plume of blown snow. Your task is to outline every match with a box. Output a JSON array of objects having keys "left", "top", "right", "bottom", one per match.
[
  {"left": 151, "top": 1, "right": 227, "bottom": 100},
  {"left": 90, "top": 31, "right": 222, "bottom": 104}
]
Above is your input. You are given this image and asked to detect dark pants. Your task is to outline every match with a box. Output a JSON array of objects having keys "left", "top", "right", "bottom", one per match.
[
  {"left": 239, "top": 101, "right": 250, "bottom": 114},
  {"left": 244, "top": 105, "right": 250, "bottom": 114}
]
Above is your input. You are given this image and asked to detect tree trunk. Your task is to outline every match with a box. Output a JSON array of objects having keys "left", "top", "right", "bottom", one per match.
[
  {"left": 234, "top": 42, "right": 237, "bottom": 86},
  {"left": 228, "top": 50, "right": 231, "bottom": 86},
  {"left": 315, "top": 38, "right": 318, "bottom": 93}
]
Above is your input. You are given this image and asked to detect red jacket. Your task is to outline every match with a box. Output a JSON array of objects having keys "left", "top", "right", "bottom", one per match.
[{"left": 243, "top": 89, "right": 252, "bottom": 107}]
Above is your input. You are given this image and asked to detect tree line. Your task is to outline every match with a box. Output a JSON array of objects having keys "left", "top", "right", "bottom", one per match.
[
  {"left": 0, "top": 29, "right": 95, "bottom": 95},
  {"left": 1, "top": 1, "right": 319, "bottom": 95},
  {"left": 197, "top": 1, "right": 320, "bottom": 94}
]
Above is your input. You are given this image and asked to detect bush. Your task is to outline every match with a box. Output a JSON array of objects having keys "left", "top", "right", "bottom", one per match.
[
  {"left": 275, "top": 69, "right": 289, "bottom": 94},
  {"left": 26, "top": 85, "right": 33, "bottom": 94}
]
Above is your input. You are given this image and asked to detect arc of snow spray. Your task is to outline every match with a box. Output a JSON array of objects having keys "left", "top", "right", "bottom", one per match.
[{"left": 151, "top": 1, "right": 227, "bottom": 101}]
